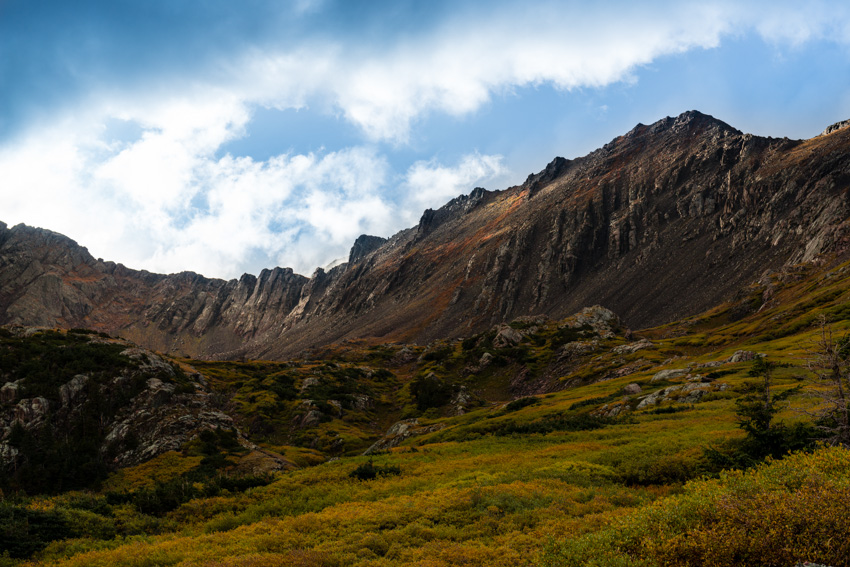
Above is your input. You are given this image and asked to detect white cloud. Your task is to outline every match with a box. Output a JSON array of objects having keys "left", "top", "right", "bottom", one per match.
[
  {"left": 234, "top": 1, "right": 741, "bottom": 142},
  {"left": 401, "top": 154, "right": 507, "bottom": 222},
  {"left": 0, "top": 94, "right": 508, "bottom": 279}
]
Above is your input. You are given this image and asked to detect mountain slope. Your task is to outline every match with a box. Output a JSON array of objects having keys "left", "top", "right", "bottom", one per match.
[
  {"left": 7, "top": 253, "right": 850, "bottom": 566},
  {"left": 2, "top": 110, "right": 850, "bottom": 359}
]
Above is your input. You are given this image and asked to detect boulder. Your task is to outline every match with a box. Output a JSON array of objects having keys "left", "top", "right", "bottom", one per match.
[
  {"left": 145, "top": 378, "right": 176, "bottom": 407},
  {"left": 479, "top": 352, "right": 494, "bottom": 368},
  {"left": 595, "top": 401, "right": 629, "bottom": 418},
  {"left": 637, "top": 382, "right": 728, "bottom": 409},
  {"left": 13, "top": 397, "right": 50, "bottom": 425},
  {"left": 0, "top": 380, "right": 23, "bottom": 404},
  {"left": 351, "top": 394, "right": 373, "bottom": 411},
  {"left": 363, "top": 418, "right": 444, "bottom": 455},
  {"left": 59, "top": 374, "right": 89, "bottom": 407},
  {"left": 299, "top": 410, "right": 325, "bottom": 429},
  {"left": 561, "top": 306, "right": 620, "bottom": 339},
  {"left": 121, "top": 348, "right": 176, "bottom": 376},
  {"left": 300, "top": 376, "right": 320, "bottom": 392},
  {"left": 557, "top": 340, "right": 599, "bottom": 360},
  {"left": 623, "top": 383, "right": 642, "bottom": 395},
  {"left": 386, "top": 418, "right": 419, "bottom": 437},
  {"left": 726, "top": 350, "right": 756, "bottom": 363},
  {"left": 492, "top": 325, "right": 523, "bottom": 348},
  {"left": 612, "top": 339, "right": 654, "bottom": 355},
  {"left": 651, "top": 368, "right": 687, "bottom": 382},
  {"left": 392, "top": 346, "right": 416, "bottom": 364},
  {"left": 449, "top": 387, "right": 472, "bottom": 416}
]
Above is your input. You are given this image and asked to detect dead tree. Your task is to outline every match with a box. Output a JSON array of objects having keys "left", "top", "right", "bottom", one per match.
[{"left": 805, "top": 316, "right": 850, "bottom": 447}]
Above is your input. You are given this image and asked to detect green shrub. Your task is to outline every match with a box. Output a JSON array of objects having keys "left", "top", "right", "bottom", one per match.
[
  {"left": 504, "top": 397, "right": 540, "bottom": 412},
  {"left": 410, "top": 374, "right": 453, "bottom": 410},
  {"left": 543, "top": 447, "right": 850, "bottom": 567},
  {"left": 0, "top": 502, "right": 72, "bottom": 559},
  {"left": 349, "top": 459, "right": 402, "bottom": 481}
]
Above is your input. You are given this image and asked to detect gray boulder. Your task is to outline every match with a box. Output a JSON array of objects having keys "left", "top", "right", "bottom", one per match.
[
  {"left": 651, "top": 368, "right": 687, "bottom": 382},
  {"left": 59, "top": 374, "right": 89, "bottom": 407},
  {"left": 726, "top": 350, "right": 755, "bottom": 363},
  {"left": 364, "top": 418, "right": 445, "bottom": 455},
  {"left": 613, "top": 339, "right": 654, "bottom": 354},
  {"left": 623, "top": 383, "right": 642, "bottom": 395},
  {"left": 493, "top": 325, "right": 523, "bottom": 348},
  {"left": 14, "top": 397, "right": 50, "bottom": 425}
]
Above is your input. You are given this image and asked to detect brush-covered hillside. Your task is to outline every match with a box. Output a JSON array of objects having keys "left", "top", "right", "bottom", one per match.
[{"left": 2, "top": 256, "right": 850, "bottom": 567}]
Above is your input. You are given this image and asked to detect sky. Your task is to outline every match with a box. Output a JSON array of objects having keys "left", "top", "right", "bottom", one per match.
[{"left": 2, "top": 1, "right": 850, "bottom": 280}]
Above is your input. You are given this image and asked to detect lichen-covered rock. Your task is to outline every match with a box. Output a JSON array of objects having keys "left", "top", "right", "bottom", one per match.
[
  {"left": 479, "top": 352, "right": 494, "bottom": 368},
  {"left": 623, "top": 383, "right": 642, "bottom": 395},
  {"left": 492, "top": 324, "right": 523, "bottom": 348},
  {"left": 652, "top": 368, "right": 688, "bottom": 382},
  {"left": 449, "top": 387, "right": 473, "bottom": 416},
  {"left": 296, "top": 409, "right": 325, "bottom": 429},
  {"left": 14, "top": 397, "right": 50, "bottom": 425},
  {"left": 561, "top": 306, "right": 620, "bottom": 339},
  {"left": 595, "top": 401, "right": 629, "bottom": 418},
  {"left": 637, "top": 382, "right": 728, "bottom": 409},
  {"left": 557, "top": 340, "right": 599, "bottom": 360},
  {"left": 351, "top": 394, "right": 373, "bottom": 411},
  {"left": 103, "top": 375, "right": 242, "bottom": 468},
  {"left": 391, "top": 346, "right": 416, "bottom": 365},
  {"left": 0, "top": 340, "right": 257, "bottom": 472},
  {"left": 726, "top": 350, "right": 759, "bottom": 363},
  {"left": 613, "top": 339, "right": 654, "bottom": 354},
  {"left": 59, "top": 374, "right": 89, "bottom": 407},
  {"left": 363, "top": 418, "right": 444, "bottom": 455}
]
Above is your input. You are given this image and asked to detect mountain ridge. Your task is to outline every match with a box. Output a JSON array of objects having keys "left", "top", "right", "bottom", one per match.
[{"left": 2, "top": 110, "right": 850, "bottom": 359}]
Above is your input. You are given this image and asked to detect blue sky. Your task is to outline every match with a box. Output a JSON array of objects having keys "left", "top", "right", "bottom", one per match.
[{"left": 2, "top": 0, "right": 850, "bottom": 279}]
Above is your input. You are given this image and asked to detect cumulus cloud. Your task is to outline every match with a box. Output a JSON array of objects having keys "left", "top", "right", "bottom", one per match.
[
  {"left": 401, "top": 154, "right": 507, "bottom": 222},
  {"left": 0, "top": 93, "right": 505, "bottom": 278}
]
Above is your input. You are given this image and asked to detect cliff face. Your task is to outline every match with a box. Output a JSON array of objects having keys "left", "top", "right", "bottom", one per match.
[
  {"left": 0, "top": 225, "right": 308, "bottom": 357},
  {"left": 2, "top": 111, "right": 850, "bottom": 359}
]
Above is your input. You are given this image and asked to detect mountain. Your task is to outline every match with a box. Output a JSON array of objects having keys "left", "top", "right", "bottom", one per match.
[{"left": 2, "top": 110, "right": 850, "bottom": 359}]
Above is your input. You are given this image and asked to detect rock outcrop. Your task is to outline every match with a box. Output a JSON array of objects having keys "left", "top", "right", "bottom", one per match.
[
  {"left": 363, "top": 419, "right": 444, "bottom": 455},
  {"left": 636, "top": 382, "right": 729, "bottom": 409},
  {"left": 3, "top": 111, "right": 850, "bottom": 359},
  {"left": 0, "top": 330, "right": 260, "bottom": 472}
]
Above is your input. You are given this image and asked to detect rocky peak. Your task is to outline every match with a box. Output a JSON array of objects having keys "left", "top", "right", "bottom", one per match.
[
  {"left": 415, "top": 185, "right": 491, "bottom": 238},
  {"left": 822, "top": 118, "right": 850, "bottom": 136},
  {"left": 349, "top": 234, "right": 388, "bottom": 264},
  {"left": 525, "top": 157, "right": 571, "bottom": 197}
]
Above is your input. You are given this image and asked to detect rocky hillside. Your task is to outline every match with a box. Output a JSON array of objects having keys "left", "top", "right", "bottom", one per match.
[
  {"left": 2, "top": 110, "right": 850, "bottom": 359},
  {"left": 0, "top": 328, "right": 288, "bottom": 493},
  {"left": 5, "top": 251, "right": 850, "bottom": 566}
]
